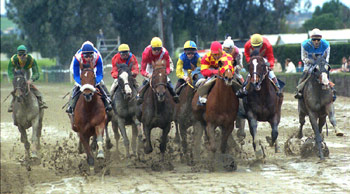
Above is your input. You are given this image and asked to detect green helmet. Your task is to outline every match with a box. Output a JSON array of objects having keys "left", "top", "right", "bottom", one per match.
[{"left": 17, "top": 45, "right": 27, "bottom": 52}]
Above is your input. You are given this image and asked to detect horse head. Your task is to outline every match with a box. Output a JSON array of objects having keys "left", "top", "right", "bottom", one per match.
[
  {"left": 311, "top": 54, "right": 331, "bottom": 89},
  {"left": 248, "top": 56, "right": 269, "bottom": 91},
  {"left": 151, "top": 60, "right": 167, "bottom": 102},
  {"left": 117, "top": 63, "right": 134, "bottom": 99},
  {"left": 12, "top": 69, "right": 29, "bottom": 101},
  {"left": 80, "top": 63, "right": 96, "bottom": 102},
  {"left": 218, "top": 60, "right": 234, "bottom": 85}
]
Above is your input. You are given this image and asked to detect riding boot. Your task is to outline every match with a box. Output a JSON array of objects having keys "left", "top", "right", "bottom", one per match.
[
  {"left": 167, "top": 81, "right": 179, "bottom": 103},
  {"left": 294, "top": 71, "right": 308, "bottom": 99},
  {"left": 97, "top": 84, "right": 112, "bottom": 112},
  {"left": 66, "top": 86, "right": 81, "bottom": 114},
  {"left": 236, "top": 74, "right": 251, "bottom": 98},
  {"left": 272, "top": 77, "right": 282, "bottom": 97},
  {"left": 175, "top": 79, "right": 185, "bottom": 95},
  {"left": 31, "top": 86, "right": 48, "bottom": 109},
  {"left": 136, "top": 80, "right": 149, "bottom": 105}
]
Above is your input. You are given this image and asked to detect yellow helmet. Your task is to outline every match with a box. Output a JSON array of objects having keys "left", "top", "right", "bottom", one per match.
[
  {"left": 184, "top": 40, "right": 197, "bottom": 50},
  {"left": 150, "top": 37, "right": 162, "bottom": 48},
  {"left": 251, "top": 34, "right": 263, "bottom": 47},
  {"left": 118, "top": 44, "right": 130, "bottom": 52}
]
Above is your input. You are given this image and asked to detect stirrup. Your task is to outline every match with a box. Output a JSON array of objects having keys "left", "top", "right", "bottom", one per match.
[
  {"left": 8, "top": 107, "right": 13, "bottom": 113},
  {"left": 136, "top": 96, "right": 143, "bottom": 105},
  {"left": 66, "top": 106, "right": 73, "bottom": 114},
  {"left": 105, "top": 104, "right": 113, "bottom": 112},
  {"left": 236, "top": 89, "right": 247, "bottom": 98},
  {"left": 40, "top": 104, "right": 48, "bottom": 109},
  {"left": 173, "top": 95, "right": 179, "bottom": 103},
  {"left": 294, "top": 92, "right": 303, "bottom": 99}
]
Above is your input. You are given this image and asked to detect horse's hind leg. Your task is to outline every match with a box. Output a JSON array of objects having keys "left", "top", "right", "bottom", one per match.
[
  {"left": 105, "top": 119, "right": 113, "bottom": 149},
  {"left": 329, "top": 104, "right": 343, "bottom": 136},
  {"left": 174, "top": 122, "right": 181, "bottom": 144},
  {"left": 117, "top": 117, "right": 130, "bottom": 158},
  {"left": 131, "top": 124, "right": 138, "bottom": 156}
]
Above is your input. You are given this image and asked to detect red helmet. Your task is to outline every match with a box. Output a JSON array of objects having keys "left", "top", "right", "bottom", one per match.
[{"left": 210, "top": 41, "right": 222, "bottom": 54}]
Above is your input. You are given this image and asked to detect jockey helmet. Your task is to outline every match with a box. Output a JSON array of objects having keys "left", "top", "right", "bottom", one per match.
[
  {"left": 251, "top": 34, "right": 263, "bottom": 47},
  {"left": 82, "top": 44, "right": 94, "bottom": 53},
  {"left": 210, "top": 41, "right": 222, "bottom": 54},
  {"left": 223, "top": 36, "right": 234, "bottom": 48},
  {"left": 17, "top": 45, "right": 27, "bottom": 52},
  {"left": 310, "top": 28, "right": 322, "bottom": 38},
  {"left": 118, "top": 44, "right": 130, "bottom": 52},
  {"left": 184, "top": 40, "right": 197, "bottom": 50},
  {"left": 151, "top": 37, "right": 162, "bottom": 48}
]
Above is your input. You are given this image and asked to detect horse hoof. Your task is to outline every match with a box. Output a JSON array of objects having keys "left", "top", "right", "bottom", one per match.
[
  {"left": 97, "top": 150, "right": 105, "bottom": 159},
  {"left": 31, "top": 152, "right": 38, "bottom": 159},
  {"left": 255, "top": 149, "right": 264, "bottom": 160},
  {"left": 335, "top": 131, "right": 344, "bottom": 137}
]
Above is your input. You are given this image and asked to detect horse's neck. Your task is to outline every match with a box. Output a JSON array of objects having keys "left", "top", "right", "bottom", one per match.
[{"left": 213, "top": 78, "right": 232, "bottom": 98}]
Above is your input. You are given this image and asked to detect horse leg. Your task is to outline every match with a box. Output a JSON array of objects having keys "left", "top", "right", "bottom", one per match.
[
  {"left": 117, "top": 117, "right": 130, "bottom": 158},
  {"left": 91, "top": 135, "right": 97, "bottom": 151},
  {"left": 319, "top": 116, "right": 326, "bottom": 137},
  {"left": 31, "top": 118, "right": 41, "bottom": 159},
  {"left": 80, "top": 133, "right": 94, "bottom": 166},
  {"left": 174, "top": 121, "right": 181, "bottom": 144},
  {"left": 298, "top": 112, "right": 306, "bottom": 139},
  {"left": 160, "top": 124, "right": 171, "bottom": 161},
  {"left": 309, "top": 114, "right": 325, "bottom": 160},
  {"left": 192, "top": 121, "right": 204, "bottom": 163},
  {"left": 131, "top": 124, "right": 138, "bottom": 156},
  {"left": 143, "top": 125, "right": 153, "bottom": 154},
  {"left": 179, "top": 123, "right": 188, "bottom": 159},
  {"left": 96, "top": 124, "right": 105, "bottom": 159},
  {"left": 221, "top": 125, "right": 234, "bottom": 154},
  {"left": 268, "top": 120, "right": 279, "bottom": 153},
  {"left": 329, "top": 104, "right": 343, "bottom": 136},
  {"left": 248, "top": 116, "right": 264, "bottom": 159},
  {"left": 105, "top": 120, "right": 113, "bottom": 150},
  {"left": 133, "top": 116, "right": 143, "bottom": 159},
  {"left": 111, "top": 120, "right": 121, "bottom": 159},
  {"left": 236, "top": 116, "right": 246, "bottom": 142},
  {"left": 18, "top": 126, "right": 30, "bottom": 159}
]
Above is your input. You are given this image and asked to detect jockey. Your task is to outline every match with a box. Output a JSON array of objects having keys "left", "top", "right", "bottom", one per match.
[
  {"left": 236, "top": 33, "right": 281, "bottom": 98},
  {"left": 295, "top": 28, "right": 336, "bottom": 101},
  {"left": 7, "top": 45, "right": 48, "bottom": 112},
  {"left": 110, "top": 43, "right": 139, "bottom": 95},
  {"left": 222, "top": 36, "right": 244, "bottom": 84},
  {"left": 175, "top": 40, "right": 201, "bottom": 93},
  {"left": 66, "top": 41, "right": 112, "bottom": 114},
  {"left": 197, "top": 41, "right": 234, "bottom": 105},
  {"left": 136, "top": 37, "right": 179, "bottom": 104}
]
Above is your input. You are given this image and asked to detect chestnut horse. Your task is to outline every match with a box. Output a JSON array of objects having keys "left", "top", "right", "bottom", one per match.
[
  {"left": 192, "top": 64, "right": 239, "bottom": 165},
  {"left": 297, "top": 54, "right": 333, "bottom": 160},
  {"left": 140, "top": 60, "right": 175, "bottom": 159},
  {"left": 71, "top": 63, "right": 107, "bottom": 166},
  {"left": 243, "top": 55, "right": 283, "bottom": 159}
]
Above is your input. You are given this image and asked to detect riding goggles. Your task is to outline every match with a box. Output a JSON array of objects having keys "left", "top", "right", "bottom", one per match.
[
  {"left": 152, "top": 47, "right": 162, "bottom": 51},
  {"left": 312, "top": 38, "right": 321, "bottom": 42},
  {"left": 185, "top": 51, "right": 196, "bottom": 55},
  {"left": 83, "top": 52, "right": 94, "bottom": 58},
  {"left": 120, "top": 51, "right": 129, "bottom": 56}
]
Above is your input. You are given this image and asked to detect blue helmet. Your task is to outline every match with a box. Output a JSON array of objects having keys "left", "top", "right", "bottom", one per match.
[{"left": 82, "top": 44, "right": 94, "bottom": 53}]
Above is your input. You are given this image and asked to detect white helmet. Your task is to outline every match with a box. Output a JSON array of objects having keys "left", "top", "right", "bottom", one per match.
[
  {"left": 310, "top": 28, "right": 322, "bottom": 38},
  {"left": 223, "top": 36, "right": 234, "bottom": 48}
]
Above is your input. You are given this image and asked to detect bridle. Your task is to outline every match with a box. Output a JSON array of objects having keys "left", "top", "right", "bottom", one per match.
[
  {"left": 150, "top": 66, "right": 167, "bottom": 92},
  {"left": 13, "top": 74, "right": 30, "bottom": 96},
  {"left": 250, "top": 58, "right": 269, "bottom": 90}
]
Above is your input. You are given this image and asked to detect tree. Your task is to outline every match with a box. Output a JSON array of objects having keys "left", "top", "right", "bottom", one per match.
[{"left": 302, "top": 0, "right": 350, "bottom": 30}]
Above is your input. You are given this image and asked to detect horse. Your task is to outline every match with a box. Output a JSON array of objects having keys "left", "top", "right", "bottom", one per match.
[
  {"left": 140, "top": 60, "right": 175, "bottom": 159},
  {"left": 11, "top": 69, "right": 44, "bottom": 159},
  {"left": 70, "top": 63, "right": 107, "bottom": 167},
  {"left": 297, "top": 54, "right": 334, "bottom": 160},
  {"left": 243, "top": 55, "right": 283, "bottom": 159},
  {"left": 192, "top": 64, "right": 239, "bottom": 167},
  {"left": 110, "top": 63, "right": 142, "bottom": 159}
]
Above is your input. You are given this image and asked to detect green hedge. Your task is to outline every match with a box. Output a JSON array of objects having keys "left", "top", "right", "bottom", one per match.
[{"left": 242, "top": 42, "right": 350, "bottom": 70}]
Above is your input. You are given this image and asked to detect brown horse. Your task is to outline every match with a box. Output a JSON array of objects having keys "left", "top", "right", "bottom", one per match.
[
  {"left": 71, "top": 63, "right": 107, "bottom": 166},
  {"left": 140, "top": 60, "right": 175, "bottom": 159},
  {"left": 243, "top": 55, "right": 283, "bottom": 159},
  {"left": 192, "top": 65, "right": 239, "bottom": 166}
]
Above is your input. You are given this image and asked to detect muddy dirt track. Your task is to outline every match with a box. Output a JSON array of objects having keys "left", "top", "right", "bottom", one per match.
[{"left": 1, "top": 82, "right": 350, "bottom": 194}]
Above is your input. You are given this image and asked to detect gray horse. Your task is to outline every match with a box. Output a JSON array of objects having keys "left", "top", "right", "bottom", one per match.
[
  {"left": 111, "top": 64, "right": 142, "bottom": 159},
  {"left": 297, "top": 54, "right": 333, "bottom": 160},
  {"left": 11, "top": 70, "right": 44, "bottom": 159}
]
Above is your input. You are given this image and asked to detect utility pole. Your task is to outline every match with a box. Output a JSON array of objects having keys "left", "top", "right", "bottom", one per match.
[{"left": 158, "top": 0, "right": 164, "bottom": 43}]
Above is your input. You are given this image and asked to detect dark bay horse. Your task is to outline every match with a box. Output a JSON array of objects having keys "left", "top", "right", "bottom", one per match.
[
  {"left": 192, "top": 65, "right": 239, "bottom": 165},
  {"left": 297, "top": 55, "right": 333, "bottom": 160},
  {"left": 110, "top": 63, "right": 142, "bottom": 158},
  {"left": 71, "top": 63, "right": 107, "bottom": 166},
  {"left": 243, "top": 56, "right": 283, "bottom": 159},
  {"left": 11, "top": 70, "right": 43, "bottom": 159},
  {"left": 140, "top": 60, "right": 175, "bottom": 159}
]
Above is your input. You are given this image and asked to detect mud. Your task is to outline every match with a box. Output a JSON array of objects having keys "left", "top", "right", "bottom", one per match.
[{"left": 1, "top": 82, "right": 350, "bottom": 193}]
